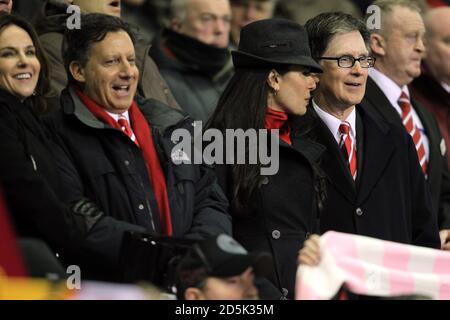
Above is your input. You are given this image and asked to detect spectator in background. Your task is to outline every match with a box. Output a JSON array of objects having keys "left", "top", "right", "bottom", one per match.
[
  {"left": 0, "top": 0, "right": 12, "bottom": 13},
  {"left": 361, "top": 0, "right": 450, "bottom": 249},
  {"left": 275, "top": 0, "right": 362, "bottom": 25},
  {"left": 34, "top": 0, "right": 180, "bottom": 113},
  {"left": 149, "top": 0, "right": 233, "bottom": 123},
  {"left": 229, "top": 0, "right": 276, "bottom": 49},
  {"left": 176, "top": 234, "right": 271, "bottom": 300},
  {"left": 45, "top": 13, "right": 231, "bottom": 281},
  {"left": 410, "top": 7, "right": 450, "bottom": 169}
]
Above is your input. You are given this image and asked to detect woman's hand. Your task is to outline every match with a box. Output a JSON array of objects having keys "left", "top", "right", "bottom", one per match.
[{"left": 297, "top": 234, "right": 321, "bottom": 266}]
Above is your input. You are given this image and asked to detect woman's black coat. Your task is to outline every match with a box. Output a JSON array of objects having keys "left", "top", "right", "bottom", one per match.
[{"left": 215, "top": 119, "right": 326, "bottom": 299}]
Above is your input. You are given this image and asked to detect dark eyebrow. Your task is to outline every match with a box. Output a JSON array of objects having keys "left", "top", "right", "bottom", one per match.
[{"left": 0, "top": 45, "right": 35, "bottom": 51}]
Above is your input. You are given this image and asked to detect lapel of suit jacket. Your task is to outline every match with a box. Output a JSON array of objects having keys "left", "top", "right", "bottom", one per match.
[
  {"left": 365, "top": 77, "right": 403, "bottom": 126},
  {"left": 356, "top": 105, "right": 397, "bottom": 204},
  {"left": 311, "top": 110, "right": 356, "bottom": 203}
]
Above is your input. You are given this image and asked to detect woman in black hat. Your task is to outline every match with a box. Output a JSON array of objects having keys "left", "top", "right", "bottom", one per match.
[{"left": 206, "top": 18, "right": 326, "bottom": 299}]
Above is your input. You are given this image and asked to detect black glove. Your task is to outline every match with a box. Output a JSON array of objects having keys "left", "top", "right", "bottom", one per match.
[{"left": 71, "top": 198, "right": 104, "bottom": 231}]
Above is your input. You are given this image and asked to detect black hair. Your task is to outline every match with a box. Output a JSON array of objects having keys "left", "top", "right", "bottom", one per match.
[
  {"left": 206, "top": 66, "right": 289, "bottom": 213},
  {"left": 305, "top": 12, "right": 370, "bottom": 58}
]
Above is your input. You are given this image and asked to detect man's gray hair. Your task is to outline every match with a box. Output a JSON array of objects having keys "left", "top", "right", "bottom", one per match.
[
  {"left": 366, "top": 0, "right": 424, "bottom": 35},
  {"left": 170, "top": 0, "right": 188, "bottom": 24},
  {"left": 305, "top": 12, "right": 370, "bottom": 59}
]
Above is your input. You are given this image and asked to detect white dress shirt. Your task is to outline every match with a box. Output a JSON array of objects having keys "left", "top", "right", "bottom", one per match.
[
  {"left": 441, "top": 82, "right": 450, "bottom": 94},
  {"left": 106, "top": 110, "right": 131, "bottom": 124},
  {"left": 312, "top": 99, "right": 357, "bottom": 146}
]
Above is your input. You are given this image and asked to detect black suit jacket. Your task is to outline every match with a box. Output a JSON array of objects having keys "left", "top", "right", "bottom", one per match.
[
  {"left": 305, "top": 104, "right": 440, "bottom": 248},
  {"left": 362, "top": 77, "right": 450, "bottom": 230}
]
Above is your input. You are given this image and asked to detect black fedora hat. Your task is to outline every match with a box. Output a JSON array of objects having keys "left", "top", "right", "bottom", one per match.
[{"left": 232, "top": 18, "right": 323, "bottom": 73}]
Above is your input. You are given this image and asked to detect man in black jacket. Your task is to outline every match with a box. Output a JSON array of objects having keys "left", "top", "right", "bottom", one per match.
[
  {"left": 361, "top": 0, "right": 450, "bottom": 250},
  {"left": 303, "top": 12, "right": 440, "bottom": 249},
  {"left": 149, "top": 0, "right": 234, "bottom": 122},
  {"left": 46, "top": 13, "right": 231, "bottom": 281}
]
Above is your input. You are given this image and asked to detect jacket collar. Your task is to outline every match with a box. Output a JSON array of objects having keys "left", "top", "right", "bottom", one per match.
[
  {"left": 308, "top": 104, "right": 395, "bottom": 204},
  {"left": 61, "top": 87, "right": 188, "bottom": 134}
]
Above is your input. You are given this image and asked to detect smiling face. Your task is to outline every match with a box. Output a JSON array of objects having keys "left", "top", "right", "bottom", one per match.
[
  {"left": 373, "top": 6, "right": 425, "bottom": 86},
  {"left": 70, "top": 31, "right": 139, "bottom": 113},
  {"left": 0, "top": 25, "right": 41, "bottom": 100},
  {"left": 315, "top": 30, "right": 369, "bottom": 112},
  {"left": 269, "top": 66, "right": 317, "bottom": 116},
  {"left": 71, "top": 0, "right": 121, "bottom": 17}
]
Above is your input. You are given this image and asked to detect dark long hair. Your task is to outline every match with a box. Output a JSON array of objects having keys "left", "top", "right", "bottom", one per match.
[
  {"left": 0, "top": 13, "right": 50, "bottom": 112},
  {"left": 206, "top": 66, "right": 288, "bottom": 213}
]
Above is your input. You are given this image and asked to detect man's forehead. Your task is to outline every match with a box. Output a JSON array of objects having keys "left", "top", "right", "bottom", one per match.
[
  {"left": 325, "top": 32, "right": 368, "bottom": 56},
  {"left": 89, "top": 32, "right": 135, "bottom": 55},
  {"left": 189, "top": 0, "right": 231, "bottom": 15},
  {"left": 387, "top": 6, "right": 424, "bottom": 31}
]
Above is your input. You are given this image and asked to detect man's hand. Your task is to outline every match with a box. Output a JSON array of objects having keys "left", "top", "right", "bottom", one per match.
[
  {"left": 297, "top": 234, "right": 321, "bottom": 266},
  {"left": 440, "top": 230, "right": 450, "bottom": 250}
]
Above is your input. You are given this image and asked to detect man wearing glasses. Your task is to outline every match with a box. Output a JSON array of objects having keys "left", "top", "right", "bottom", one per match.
[
  {"left": 362, "top": 0, "right": 450, "bottom": 250},
  {"left": 301, "top": 12, "right": 440, "bottom": 249}
]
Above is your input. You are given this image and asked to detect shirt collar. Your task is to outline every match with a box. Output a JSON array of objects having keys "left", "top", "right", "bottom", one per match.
[
  {"left": 441, "top": 82, "right": 450, "bottom": 94},
  {"left": 312, "top": 99, "right": 356, "bottom": 144},
  {"left": 369, "top": 68, "right": 410, "bottom": 103},
  {"left": 106, "top": 110, "right": 130, "bottom": 123}
]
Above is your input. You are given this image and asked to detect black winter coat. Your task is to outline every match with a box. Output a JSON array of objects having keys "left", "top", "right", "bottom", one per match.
[
  {"left": 215, "top": 119, "right": 326, "bottom": 299},
  {"left": 0, "top": 89, "right": 90, "bottom": 256},
  {"left": 363, "top": 77, "right": 450, "bottom": 230},
  {"left": 45, "top": 88, "right": 232, "bottom": 280},
  {"left": 304, "top": 105, "right": 440, "bottom": 249}
]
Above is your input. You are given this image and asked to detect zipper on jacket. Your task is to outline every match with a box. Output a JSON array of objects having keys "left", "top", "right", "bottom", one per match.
[{"left": 30, "top": 155, "right": 37, "bottom": 171}]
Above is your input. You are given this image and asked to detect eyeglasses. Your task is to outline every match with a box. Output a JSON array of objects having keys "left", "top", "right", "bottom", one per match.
[{"left": 318, "top": 55, "right": 376, "bottom": 68}]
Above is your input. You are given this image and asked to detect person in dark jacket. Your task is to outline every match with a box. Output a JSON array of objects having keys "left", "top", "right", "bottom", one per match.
[
  {"left": 207, "top": 19, "right": 325, "bottom": 299},
  {"left": 361, "top": 0, "right": 450, "bottom": 250},
  {"left": 410, "top": 7, "right": 450, "bottom": 168},
  {"left": 302, "top": 12, "right": 439, "bottom": 250},
  {"left": 34, "top": 0, "right": 180, "bottom": 113},
  {"left": 45, "top": 13, "right": 231, "bottom": 281},
  {"left": 0, "top": 13, "right": 102, "bottom": 260},
  {"left": 149, "top": 0, "right": 234, "bottom": 122}
]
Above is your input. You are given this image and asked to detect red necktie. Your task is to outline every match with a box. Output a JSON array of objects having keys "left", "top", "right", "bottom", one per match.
[
  {"left": 339, "top": 121, "right": 357, "bottom": 180},
  {"left": 118, "top": 115, "right": 139, "bottom": 147},
  {"left": 398, "top": 92, "right": 427, "bottom": 174}
]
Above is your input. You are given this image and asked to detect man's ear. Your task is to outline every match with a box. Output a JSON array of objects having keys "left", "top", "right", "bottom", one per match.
[
  {"left": 266, "top": 69, "right": 281, "bottom": 92},
  {"left": 170, "top": 18, "right": 182, "bottom": 32},
  {"left": 184, "top": 287, "right": 206, "bottom": 300},
  {"left": 370, "top": 33, "right": 386, "bottom": 57},
  {"left": 69, "top": 61, "right": 86, "bottom": 83}
]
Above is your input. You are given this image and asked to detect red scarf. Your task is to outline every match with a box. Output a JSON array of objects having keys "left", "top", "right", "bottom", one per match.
[
  {"left": 264, "top": 107, "right": 292, "bottom": 145},
  {"left": 0, "top": 188, "right": 27, "bottom": 277},
  {"left": 74, "top": 88, "right": 173, "bottom": 236}
]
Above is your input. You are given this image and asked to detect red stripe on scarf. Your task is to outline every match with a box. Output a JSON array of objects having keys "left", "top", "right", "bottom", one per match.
[
  {"left": 265, "top": 107, "right": 292, "bottom": 145},
  {"left": 0, "top": 187, "right": 27, "bottom": 277},
  {"left": 74, "top": 88, "right": 173, "bottom": 236}
]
